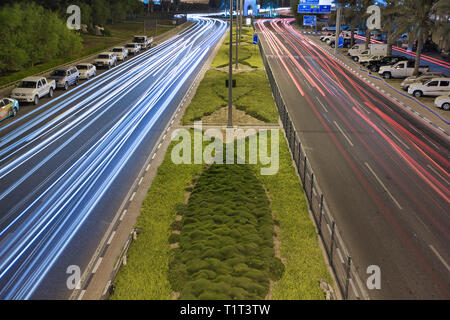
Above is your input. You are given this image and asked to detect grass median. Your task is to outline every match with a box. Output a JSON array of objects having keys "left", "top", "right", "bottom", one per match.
[
  {"left": 182, "top": 26, "right": 276, "bottom": 124},
  {"left": 111, "top": 130, "right": 332, "bottom": 299}
]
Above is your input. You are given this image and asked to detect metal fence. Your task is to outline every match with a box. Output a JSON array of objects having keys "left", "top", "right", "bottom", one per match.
[{"left": 258, "top": 39, "right": 368, "bottom": 300}]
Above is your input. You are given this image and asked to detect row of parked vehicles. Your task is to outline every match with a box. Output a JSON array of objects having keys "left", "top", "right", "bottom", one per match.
[
  {"left": 344, "top": 42, "right": 450, "bottom": 110},
  {"left": 1, "top": 36, "right": 153, "bottom": 123}
]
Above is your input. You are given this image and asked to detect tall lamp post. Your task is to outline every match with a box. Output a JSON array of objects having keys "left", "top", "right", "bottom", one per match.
[
  {"left": 228, "top": 0, "right": 233, "bottom": 128},
  {"left": 334, "top": 5, "right": 342, "bottom": 55},
  {"left": 236, "top": 0, "right": 239, "bottom": 69}
]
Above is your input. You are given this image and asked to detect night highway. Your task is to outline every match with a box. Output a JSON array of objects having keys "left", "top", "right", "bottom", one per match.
[
  {"left": 0, "top": 17, "right": 226, "bottom": 299},
  {"left": 257, "top": 19, "right": 449, "bottom": 299}
]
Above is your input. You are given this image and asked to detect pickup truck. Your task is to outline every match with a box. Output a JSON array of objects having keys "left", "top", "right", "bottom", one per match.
[
  {"left": 379, "top": 60, "right": 429, "bottom": 79},
  {"left": 11, "top": 76, "right": 56, "bottom": 105},
  {"left": 133, "top": 35, "right": 153, "bottom": 50},
  {"left": 366, "top": 55, "right": 408, "bottom": 72}
]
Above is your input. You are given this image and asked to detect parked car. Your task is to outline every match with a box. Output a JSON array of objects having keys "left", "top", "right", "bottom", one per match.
[
  {"left": 379, "top": 60, "right": 429, "bottom": 79},
  {"left": 94, "top": 52, "right": 117, "bottom": 69},
  {"left": 321, "top": 33, "right": 335, "bottom": 41},
  {"left": 49, "top": 66, "right": 80, "bottom": 90},
  {"left": 132, "top": 35, "right": 153, "bottom": 50},
  {"left": 125, "top": 43, "right": 141, "bottom": 55},
  {"left": 11, "top": 76, "right": 56, "bottom": 105},
  {"left": 0, "top": 98, "right": 19, "bottom": 122},
  {"left": 110, "top": 47, "right": 128, "bottom": 61},
  {"left": 359, "top": 55, "right": 384, "bottom": 66},
  {"left": 400, "top": 72, "right": 446, "bottom": 90},
  {"left": 352, "top": 49, "right": 370, "bottom": 62},
  {"left": 408, "top": 78, "right": 450, "bottom": 97},
  {"left": 366, "top": 55, "right": 409, "bottom": 72},
  {"left": 76, "top": 63, "right": 97, "bottom": 80},
  {"left": 434, "top": 94, "right": 450, "bottom": 110}
]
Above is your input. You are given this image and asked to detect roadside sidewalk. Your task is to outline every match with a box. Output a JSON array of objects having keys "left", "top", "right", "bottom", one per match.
[
  {"left": 297, "top": 28, "right": 449, "bottom": 137},
  {"left": 75, "top": 27, "right": 228, "bottom": 300}
]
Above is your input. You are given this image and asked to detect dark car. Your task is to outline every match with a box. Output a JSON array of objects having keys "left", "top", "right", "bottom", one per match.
[{"left": 366, "top": 55, "right": 409, "bottom": 72}]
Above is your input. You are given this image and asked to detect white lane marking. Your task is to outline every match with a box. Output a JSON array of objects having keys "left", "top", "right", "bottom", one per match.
[
  {"left": 349, "top": 278, "right": 360, "bottom": 298},
  {"left": 120, "top": 209, "right": 127, "bottom": 221},
  {"left": 138, "top": 177, "right": 144, "bottom": 186},
  {"left": 384, "top": 127, "right": 410, "bottom": 150},
  {"left": 334, "top": 121, "right": 354, "bottom": 147},
  {"left": 427, "top": 164, "right": 449, "bottom": 185},
  {"left": 102, "top": 281, "right": 111, "bottom": 296},
  {"left": 129, "top": 191, "right": 136, "bottom": 202},
  {"left": 337, "top": 247, "right": 345, "bottom": 264},
  {"left": 92, "top": 257, "right": 103, "bottom": 274},
  {"left": 146, "top": 164, "right": 151, "bottom": 172},
  {"left": 107, "top": 231, "right": 116, "bottom": 245},
  {"left": 316, "top": 97, "right": 328, "bottom": 112},
  {"left": 77, "top": 290, "right": 86, "bottom": 300},
  {"left": 157, "top": 143, "right": 162, "bottom": 150},
  {"left": 430, "top": 245, "right": 450, "bottom": 272},
  {"left": 152, "top": 153, "right": 156, "bottom": 160},
  {"left": 365, "top": 162, "right": 402, "bottom": 210}
]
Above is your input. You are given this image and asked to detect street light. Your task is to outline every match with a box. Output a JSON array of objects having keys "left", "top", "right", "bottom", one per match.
[
  {"left": 334, "top": 5, "right": 342, "bottom": 55},
  {"left": 228, "top": 0, "right": 233, "bottom": 128}
]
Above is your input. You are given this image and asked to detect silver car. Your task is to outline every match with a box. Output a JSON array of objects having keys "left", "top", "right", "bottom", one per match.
[{"left": 50, "top": 66, "right": 80, "bottom": 90}]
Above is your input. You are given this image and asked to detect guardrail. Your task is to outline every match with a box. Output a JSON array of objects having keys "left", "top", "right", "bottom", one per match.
[{"left": 258, "top": 39, "right": 369, "bottom": 300}]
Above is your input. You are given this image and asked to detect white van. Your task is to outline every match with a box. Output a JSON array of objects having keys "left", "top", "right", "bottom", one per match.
[
  {"left": 408, "top": 78, "right": 450, "bottom": 97},
  {"left": 348, "top": 43, "right": 388, "bottom": 58},
  {"left": 348, "top": 44, "right": 366, "bottom": 56}
]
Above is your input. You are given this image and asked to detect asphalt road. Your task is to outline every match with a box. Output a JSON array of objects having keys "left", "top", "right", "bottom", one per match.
[
  {"left": 257, "top": 19, "right": 450, "bottom": 299},
  {"left": 0, "top": 17, "right": 227, "bottom": 300}
]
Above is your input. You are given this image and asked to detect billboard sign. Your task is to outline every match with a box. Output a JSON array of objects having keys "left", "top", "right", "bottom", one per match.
[{"left": 298, "top": 4, "right": 332, "bottom": 14}]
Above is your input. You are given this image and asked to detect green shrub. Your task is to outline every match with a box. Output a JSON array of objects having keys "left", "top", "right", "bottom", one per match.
[{"left": 168, "top": 164, "right": 282, "bottom": 299}]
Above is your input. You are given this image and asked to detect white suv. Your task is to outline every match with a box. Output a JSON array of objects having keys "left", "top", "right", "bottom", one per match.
[
  {"left": 408, "top": 78, "right": 450, "bottom": 97},
  {"left": 94, "top": 52, "right": 117, "bottom": 69},
  {"left": 125, "top": 43, "right": 141, "bottom": 55},
  {"left": 76, "top": 63, "right": 97, "bottom": 80},
  {"left": 110, "top": 47, "right": 128, "bottom": 61}
]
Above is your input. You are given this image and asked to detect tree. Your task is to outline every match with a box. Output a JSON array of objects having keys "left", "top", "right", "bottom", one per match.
[
  {"left": 0, "top": 2, "right": 81, "bottom": 74},
  {"left": 380, "top": 0, "right": 401, "bottom": 55},
  {"left": 390, "top": 0, "right": 443, "bottom": 75}
]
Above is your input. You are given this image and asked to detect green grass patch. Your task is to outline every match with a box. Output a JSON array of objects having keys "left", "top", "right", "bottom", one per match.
[
  {"left": 169, "top": 164, "right": 283, "bottom": 299},
  {"left": 254, "top": 132, "right": 333, "bottom": 299},
  {"left": 182, "top": 69, "right": 278, "bottom": 124},
  {"left": 110, "top": 141, "right": 203, "bottom": 300},
  {"left": 212, "top": 27, "right": 263, "bottom": 69}
]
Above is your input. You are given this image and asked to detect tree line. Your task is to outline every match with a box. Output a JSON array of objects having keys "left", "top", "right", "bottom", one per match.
[{"left": 0, "top": 1, "right": 147, "bottom": 76}]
